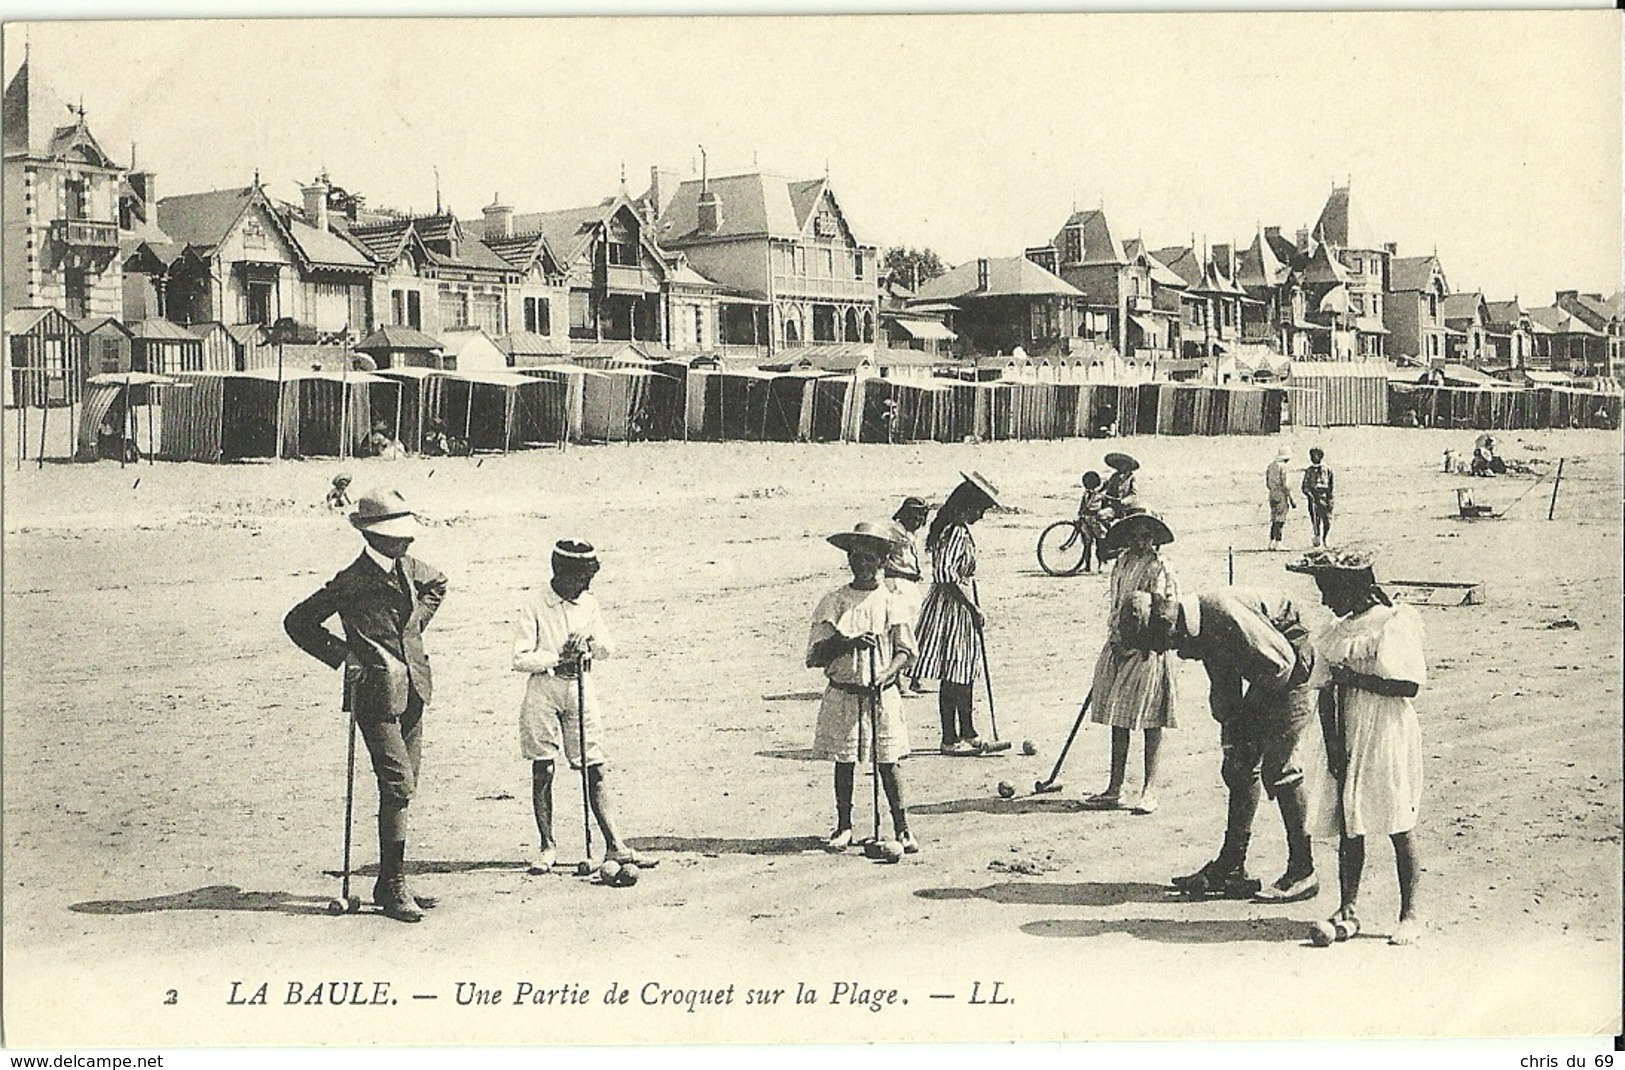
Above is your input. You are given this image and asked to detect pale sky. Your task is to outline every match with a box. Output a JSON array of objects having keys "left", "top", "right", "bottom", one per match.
[{"left": 6, "top": 11, "right": 1620, "bottom": 302}]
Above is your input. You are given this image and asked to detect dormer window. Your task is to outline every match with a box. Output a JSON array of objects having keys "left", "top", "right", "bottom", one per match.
[{"left": 814, "top": 208, "right": 838, "bottom": 239}]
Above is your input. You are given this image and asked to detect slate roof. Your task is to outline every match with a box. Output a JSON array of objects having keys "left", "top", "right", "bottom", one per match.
[
  {"left": 1125, "top": 240, "right": 1187, "bottom": 288},
  {"left": 1528, "top": 306, "right": 1600, "bottom": 335},
  {"left": 474, "top": 201, "right": 628, "bottom": 267},
  {"left": 356, "top": 326, "right": 444, "bottom": 352},
  {"left": 1561, "top": 292, "right": 1620, "bottom": 329},
  {"left": 657, "top": 173, "right": 836, "bottom": 245},
  {"left": 341, "top": 218, "right": 414, "bottom": 262},
  {"left": 3, "top": 58, "right": 115, "bottom": 164},
  {"left": 1236, "top": 230, "right": 1289, "bottom": 290},
  {"left": 1440, "top": 293, "right": 1485, "bottom": 325},
  {"left": 1297, "top": 242, "right": 1351, "bottom": 287},
  {"left": 1054, "top": 209, "right": 1127, "bottom": 267},
  {"left": 913, "top": 256, "right": 1082, "bottom": 301},
  {"left": 1311, "top": 184, "right": 1384, "bottom": 250},
  {"left": 1388, "top": 256, "right": 1444, "bottom": 293},
  {"left": 130, "top": 318, "right": 203, "bottom": 342},
  {"left": 494, "top": 331, "right": 571, "bottom": 358},
  {"left": 156, "top": 187, "right": 257, "bottom": 251},
  {"left": 1484, "top": 299, "right": 1524, "bottom": 328}
]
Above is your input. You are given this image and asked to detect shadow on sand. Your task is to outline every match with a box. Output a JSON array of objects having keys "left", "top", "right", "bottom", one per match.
[
  {"left": 1019, "top": 916, "right": 1311, "bottom": 944},
  {"left": 909, "top": 796, "right": 1092, "bottom": 815},
  {"left": 761, "top": 691, "right": 823, "bottom": 702},
  {"left": 915, "top": 880, "right": 1170, "bottom": 908},
  {"left": 71, "top": 885, "right": 336, "bottom": 917},
  {"left": 628, "top": 834, "right": 826, "bottom": 856},
  {"left": 756, "top": 747, "right": 820, "bottom": 761}
]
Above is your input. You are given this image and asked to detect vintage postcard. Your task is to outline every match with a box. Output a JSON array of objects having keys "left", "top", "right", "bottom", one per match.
[{"left": 2, "top": 8, "right": 1620, "bottom": 1057}]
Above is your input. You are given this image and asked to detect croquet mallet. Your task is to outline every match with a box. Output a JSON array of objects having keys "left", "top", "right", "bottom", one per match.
[
  {"left": 969, "top": 580, "right": 1013, "bottom": 754},
  {"left": 1032, "top": 691, "right": 1093, "bottom": 795},
  {"left": 327, "top": 674, "right": 362, "bottom": 915},
  {"left": 575, "top": 645, "right": 594, "bottom": 875}
]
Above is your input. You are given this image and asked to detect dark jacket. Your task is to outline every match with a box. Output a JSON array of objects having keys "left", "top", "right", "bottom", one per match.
[{"left": 285, "top": 553, "right": 447, "bottom": 720}]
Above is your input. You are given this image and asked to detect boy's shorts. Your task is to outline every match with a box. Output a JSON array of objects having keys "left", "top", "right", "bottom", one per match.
[
  {"left": 519, "top": 674, "right": 608, "bottom": 769},
  {"left": 1220, "top": 683, "right": 1315, "bottom": 799}
]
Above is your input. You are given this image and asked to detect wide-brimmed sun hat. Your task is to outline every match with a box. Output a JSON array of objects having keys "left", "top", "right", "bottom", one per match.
[
  {"left": 957, "top": 470, "right": 1002, "bottom": 508},
  {"left": 1103, "top": 452, "right": 1139, "bottom": 472},
  {"left": 349, "top": 488, "right": 418, "bottom": 538},
  {"left": 828, "top": 520, "right": 903, "bottom": 555},
  {"left": 1284, "top": 547, "right": 1378, "bottom": 577},
  {"left": 1101, "top": 510, "right": 1175, "bottom": 554}
]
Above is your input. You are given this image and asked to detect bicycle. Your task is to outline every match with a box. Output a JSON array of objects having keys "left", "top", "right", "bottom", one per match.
[{"left": 1036, "top": 516, "right": 1103, "bottom": 577}]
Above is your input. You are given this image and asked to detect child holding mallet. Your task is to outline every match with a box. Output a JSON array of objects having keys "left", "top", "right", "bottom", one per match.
[
  {"left": 512, "top": 540, "right": 646, "bottom": 874},
  {"left": 808, "top": 521, "right": 919, "bottom": 855}
]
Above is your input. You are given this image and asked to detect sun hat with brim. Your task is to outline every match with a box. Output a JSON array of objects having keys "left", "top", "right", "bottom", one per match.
[
  {"left": 828, "top": 521, "right": 903, "bottom": 555},
  {"left": 892, "top": 495, "right": 930, "bottom": 520},
  {"left": 1103, "top": 452, "right": 1140, "bottom": 472},
  {"left": 1284, "top": 547, "right": 1378, "bottom": 577},
  {"left": 1101, "top": 510, "right": 1174, "bottom": 554},
  {"left": 957, "top": 470, "right": 1002, "bottom": 508},
  {"left": 349, "top": 488, "right": 418, "bottom": 539}
]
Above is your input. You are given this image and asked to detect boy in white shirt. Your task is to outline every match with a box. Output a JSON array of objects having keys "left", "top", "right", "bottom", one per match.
[{"left": 512, "top": 540, "right": 641, "bottom": 873}]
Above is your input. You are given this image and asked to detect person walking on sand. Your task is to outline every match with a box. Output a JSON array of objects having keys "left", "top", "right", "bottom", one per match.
[
  {"left": 1301, "top": 448, "right": 1335, "bottom": 548},
  {"left": 1265, "top": 446, "right": 1295, "bottom": 551},
  {"left": 1083, "top": 511, "right": 1179, "bottom": 815},
  {"left": 914, "top": 471, "right": 1001, "bottom": 755},
  {"left": 1289, "top": 550, "right": 1428, "bottom": 947},
  {"left": 1121, "top": 583, "right": 1322, "bottom": 904},
  {"left": 512, "top": 540, "right": 646, "bottom": 874},
  {"left": 285, "top": 488, "right": 448, "bottom": 923},
  {"left": 808, "top": 521, "right": 919, "bottom": 854},
  {"left": 1075, "top": 471, "right": 1110, "bottom": 574},
  {"left": 884, "top": 496, "right": 931, "bottom": 695}
]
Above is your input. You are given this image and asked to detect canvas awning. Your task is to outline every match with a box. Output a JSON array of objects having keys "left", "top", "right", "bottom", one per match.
[
  {"left": 1128, "top": 315, "right": 1162, "bottom": 335},
  {"left": 892, "top": 319, "right": 957, "bottom": 342}
]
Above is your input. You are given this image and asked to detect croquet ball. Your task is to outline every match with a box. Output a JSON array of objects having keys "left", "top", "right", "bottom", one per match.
[
  {"left": 1020, "top": 739, "right": 1038, "bottom": 756},
  {"left": 617, "top": 862, "right": 640, "bottom": 887},
  {"left": 347, "top": 896, "right": 362, "bottom": 914},
  {"left": 861, "top": 840, "right": 884, "bottom": 859},
  {"left": 1308, "top": 920, "right": 1337, "bottom": 947},
  {"left": 575, "top": 860, "right": 593, "bottom": 877},
  {"left": 326, "top": 898, "right": 345, "bottom": 916},
  {"left": 997, "top": 780, "right": 1016, "bottom": 799},
  {"left": 879, "top": 840, "right": 904, "bottom": 864},
  {"left": 599, "top": 859, "right": 623, "bottom": 885}
]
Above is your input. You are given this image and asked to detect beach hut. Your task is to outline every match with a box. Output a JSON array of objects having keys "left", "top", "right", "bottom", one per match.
[
  {"left": 6, "top": 307, "right": 87, "bottom": 409},
  {"left": 77, "top": 316, "right": 135, "bottom": 380},
  {"left": 702, "top": 368, "right": 775, "bottom": 442},
  {"left": 1286, "top": 360, "right": 1390, "bottom": 427},
  {"left": 440, "top": 327, "right": 508, "bottom": 373},
  {"left": 129, "top": 318, "right": 204, "bottom": 376},
  {"left": 516, "top": 364, "right": 603, "bottom": 444},
  {"left": 158, "top": 370, "right": 289, "bottom": 462},
  {"left": 808, "top": 375, "right": 850, "bottom": 443},
  {"left": 354, "top": 325, "right": 446, "bottom": 371},
  {"left": 75, "top": 371, "right": 180, "bottom": 464},
  {"left": 496, "top": 330, "right": 572, "bottom": 369},
  {"left": 189, "top": 322, "right": 247, "bottom": 372}
]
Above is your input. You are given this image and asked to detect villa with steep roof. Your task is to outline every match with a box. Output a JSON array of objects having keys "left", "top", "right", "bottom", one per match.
[
  {"left": 1384, "top": 254, "right": 1449, "bottom": 362},
  {"left": 652, "top": 168, "right": 877, "bottom": 356},
  {"left": 912, "top": 255, "right": 1083, "bottom": 356},
  {"left": 1309, "top": 184, "right": 1389, "bottom": 358}
]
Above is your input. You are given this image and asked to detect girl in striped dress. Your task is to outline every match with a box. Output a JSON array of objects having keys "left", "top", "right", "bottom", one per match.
[
  {"left": 1085, "top": 512, "right": 1179, "bottom": 813},
  {"left": 913, "top": 472, "right": 1001, "bottom": 755}
]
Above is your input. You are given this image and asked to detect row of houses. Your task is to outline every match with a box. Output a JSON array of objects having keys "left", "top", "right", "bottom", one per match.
[{"left": 5, "top": 54, "right": 1622, "bottom": 414}]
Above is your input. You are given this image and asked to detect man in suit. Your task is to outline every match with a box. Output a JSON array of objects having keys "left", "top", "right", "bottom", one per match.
[{"left": 286, "top": 487, "right": 448, "bottom": 923}]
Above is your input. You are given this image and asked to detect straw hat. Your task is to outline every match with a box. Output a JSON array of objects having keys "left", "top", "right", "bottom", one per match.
[
  {"left": 1101, "top": 510, "right": 1175, "bottom": 554},
  {"left": 1284, "top": 546, "right": 1378, "bottom": 578},
  {"left": 828, "top": 521, "right": 902, "bottom": 555},
  {"left": 349, "top": 488, "right": 418, "bottom": 539},
  {"left": 957, "top": 470, "right": 1002, "bottom": 508},
  {"left": 1103, "top": 452, "right": 1140, "bottom": 472}
]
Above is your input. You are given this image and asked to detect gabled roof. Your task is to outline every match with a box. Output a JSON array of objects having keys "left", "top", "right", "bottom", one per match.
[
  {"left": 273, "top": 206, "right": 373, "bottom": 271},
  {"left": 156, "top": 187, "right": 258, "bottom": 251},
  {"left": 1126, "top": 240, "right": 1187, "bottom": 288},
  {"left": 1298, "top": 241, "right": 1351, "bottom": 287},
  {"left": 76, "top": 315, "right": 132, "bottom": 338},
  {"left": 1263, "top": 228, "right": 1300, "bottom": 267},
  {"left": 1528, "top": 306, "right": 1601, "bottom": 336},
  {"left": 1388, "top": 255, "right": 1446, "bottom": 293},
  {"left": 1151, "top": 247, "right": 1237, "bottom": 294},
  {"left": 341, "top": 217, "right": 414, "bottom": 262},
  {"left": 1311, "top": 184, "right": 1384, "bottom": 250},
  {"left": 913, "top": 256, "right": 1082, "bottom": 301},
  {"left": 1053, "top": 209, "right": 1127, "bottom": 267},
  {"left": 481, "top": 231, "right": 560, "bottom": 276},
  {"left": 1560, "top": 292, "right": 1620, "bottom": 329},
  {"left": 1236, "top": 230, "right": 1289, "bottom": 290},
  {"left": 1440, "top": 292, "right": 1486, "bottom": 325},
  {"left": 494, "top": 331, "right": 571, "bottom": 358},
  {"left": 129, "top": 318, "right": 203, "bottom": 342},
  {"left": 656, "top": 172, "right": 866, "bottom": 246},
  {"left": 1484, "top": 299, "right": 1524, "bottom": 328},
  {"left": 474, "top": 196, "right": 655, "bottom": 270},
  {"left": 3, "top": 58, "right": 117, "bottom": 166},
  {"left": 356, "top": 325, "right": 444, "bottom": 352}
]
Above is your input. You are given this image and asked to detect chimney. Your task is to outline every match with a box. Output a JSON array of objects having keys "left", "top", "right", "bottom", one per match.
[
  {"left": 482, "top": 193, "right": 514, "bottom": 239},
  {"left": 1384, "top": 241, "right": 1398, "bottom": 256},
  {"left": 1295, "top": 227, "right": 1310, "bottom": 253},
  {"left": 1212, "top": 243, "right": 1232, "bottom": 275},
  {"left": 648, "top": 165, "right": 682, "bottom": 222},
  {"left": 977, "top": 258, "right": 990, "bottom": 292},
  {"left": 1264, "top": 225, "right": 1281, "bottom": 240},
  {"left": 302, "top": 175, "right": 330, "bottom": 233}
]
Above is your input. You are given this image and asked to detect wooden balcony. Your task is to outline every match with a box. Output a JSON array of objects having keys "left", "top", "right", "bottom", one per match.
[
  {"left": 772, "top": 274, "right": 875, "bottom": 302},
  {"left": 596, "top": 263, "right": 658, "bottom": 294},
  {"left": 50, "top": 218, "right": 119, "bottom": 250}
]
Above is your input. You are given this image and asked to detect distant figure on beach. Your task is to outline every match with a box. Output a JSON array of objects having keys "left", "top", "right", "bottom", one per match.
[
  {"left": 807, "top": 521, "right": 918, "bottom": 855},
  {"left": 1470, "top": 434, "right": 1506, "bottom": 477},
  {"left": 884, "top": 496, "right": 931, "bottom": 695},
  {"left": 1301, "top": 448, "right": 1334, "bottom": 548},
  {"left": 325, "top": 473, "right": 354, "bottom": 510},
  {"left": 1075, "top": 471, "right": 1110, "bottom": 573},
  {"left": 914, "top": 471, "right": 1001, "bottom": 755},
  {"left": 1084, "top": 512, "right": 1180, "bottom": 815},
  {"left": 1099, "top": 452, "right": 1140, "bottom": 527},
  {"left": 1265, "top": 446, "right": 1294, "bottom": 551},
  {"left": 359, "top": 421, "right": 402, "bottom": 458},
  {"left": 1290, "top": 550, "right": 1428, "bottom": 947}
]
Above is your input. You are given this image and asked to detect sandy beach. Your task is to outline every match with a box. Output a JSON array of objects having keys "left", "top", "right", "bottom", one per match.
[{"left": 3, "top": 419, "right": 1620, "bottom": 1046}]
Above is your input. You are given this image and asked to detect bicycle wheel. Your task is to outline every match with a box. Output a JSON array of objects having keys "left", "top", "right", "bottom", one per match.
[{"left": 1037, "top": 520, "right": 1089, "bottom": 577}]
